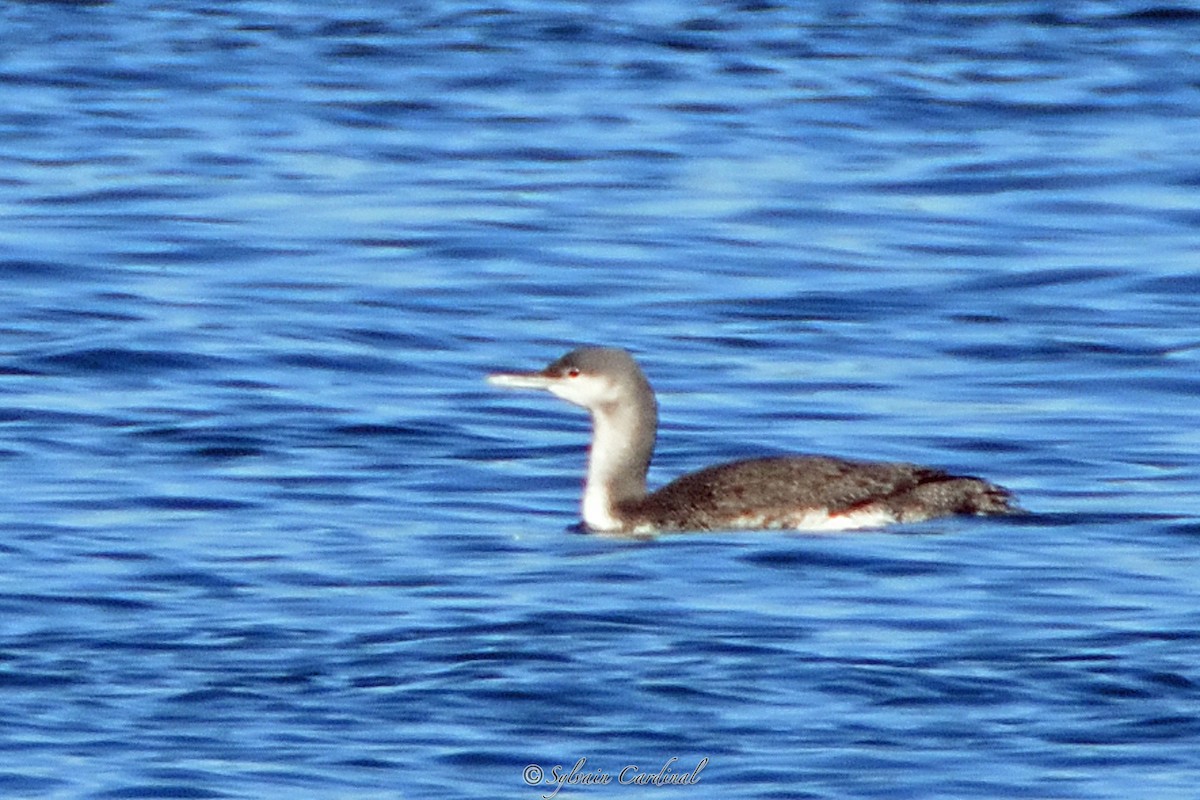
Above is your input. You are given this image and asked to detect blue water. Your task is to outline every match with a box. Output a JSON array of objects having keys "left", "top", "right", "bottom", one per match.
[{"left": 3, "top": 1, "right": 1200, "bottom": 798}]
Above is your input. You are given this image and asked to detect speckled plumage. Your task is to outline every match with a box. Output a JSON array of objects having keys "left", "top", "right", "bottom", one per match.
[
  {"left": 488, "top": 347, "right": 1018, "bottom": 534},
  {"left": 621, "top": 455, "right": 1015, "bottom": 533}
]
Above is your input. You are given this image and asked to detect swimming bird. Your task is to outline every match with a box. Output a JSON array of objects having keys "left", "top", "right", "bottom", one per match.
[{"left": 488, "top": 347, "right": 1018, "bottom": 534}]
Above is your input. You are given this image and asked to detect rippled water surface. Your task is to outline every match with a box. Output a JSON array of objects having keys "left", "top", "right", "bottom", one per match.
[{"left": 3, "top": 1, "right": 1200, "bottom": 798}]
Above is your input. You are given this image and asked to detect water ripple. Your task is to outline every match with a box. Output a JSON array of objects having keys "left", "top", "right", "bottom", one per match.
[{"left": 1, "top": 2, "right": 1198, "bottom": 799}]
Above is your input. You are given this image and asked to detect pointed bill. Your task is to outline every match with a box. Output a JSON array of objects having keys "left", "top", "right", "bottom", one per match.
[{"left": 486, "top": 370, "right": 556, "bottom": 390}]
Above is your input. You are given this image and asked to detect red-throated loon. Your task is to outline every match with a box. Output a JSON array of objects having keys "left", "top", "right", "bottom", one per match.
[{"left": 488, "top": 347, "right": 1018, "bottom": 534}]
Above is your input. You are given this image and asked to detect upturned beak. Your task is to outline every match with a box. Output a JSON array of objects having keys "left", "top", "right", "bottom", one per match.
[{"left": 486, "top": 369, "right": 557, "bottom": 390}]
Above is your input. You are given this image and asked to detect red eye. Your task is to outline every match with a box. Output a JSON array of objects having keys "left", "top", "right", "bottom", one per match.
[{"left": 567, "top": 368, "right": 580, "bottom": 378}]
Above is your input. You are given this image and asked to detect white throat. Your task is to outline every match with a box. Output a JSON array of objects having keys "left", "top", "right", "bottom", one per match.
[{"left": 579, "top": 401, "right": 654, "bottom": 531}]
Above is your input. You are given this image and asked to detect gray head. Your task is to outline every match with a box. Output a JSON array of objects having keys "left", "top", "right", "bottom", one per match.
[
  {"left": 489, "top": 347, "right": 660, "bottom": 524},
  {"left": 488, "top": 347, "right": 654, "bottom": 414}
]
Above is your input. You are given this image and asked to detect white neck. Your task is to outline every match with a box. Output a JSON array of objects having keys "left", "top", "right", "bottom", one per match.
[{"left": 580, "top": 400, "right": 655, "bottom": 531}]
